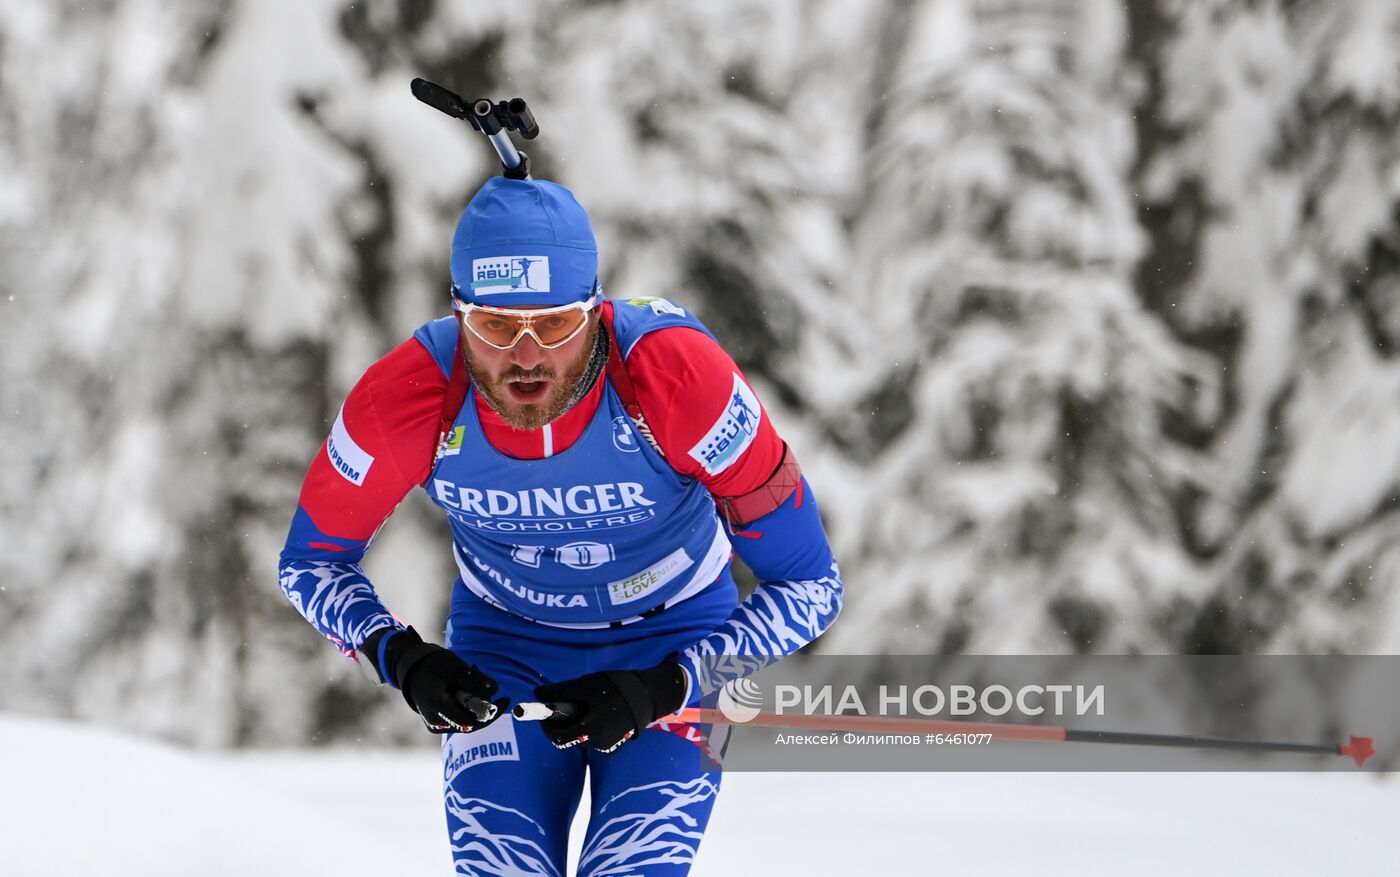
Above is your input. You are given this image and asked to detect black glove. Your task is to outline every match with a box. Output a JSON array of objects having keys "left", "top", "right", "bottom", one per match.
[
  {"left": 360, "top": 626, "right": 508, "bottom": 734},
  {"left": 533, "top": 661, "right": 688, "bottom": 753}
]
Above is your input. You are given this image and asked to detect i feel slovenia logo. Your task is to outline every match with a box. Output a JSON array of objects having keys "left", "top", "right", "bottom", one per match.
[{"left": 717, "top": 678, "right": 763, "bottom": 724}]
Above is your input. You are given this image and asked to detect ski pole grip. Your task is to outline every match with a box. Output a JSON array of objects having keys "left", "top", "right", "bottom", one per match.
[
  {"left": 410, "top": 78, "right": 469, "bottom": 119},
  {"left": 506, "top": 98, "right": 539, "bottom": 140},
  {"left": 458, "top": 693, "right": 498, "bottom": 724},
  {"left": 409, "top": 79, "right": 537, "bottom": 179},
  {"left": 513, "top": 701, "right": 576, "bottom": 722},
  {"left": 471, "top": 99, "right": 504, "bottom": 135}
]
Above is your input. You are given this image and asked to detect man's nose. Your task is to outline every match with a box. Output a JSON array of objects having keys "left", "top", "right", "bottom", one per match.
[{"left": 509, "top": 333, "right": 545, "bottom": 370}]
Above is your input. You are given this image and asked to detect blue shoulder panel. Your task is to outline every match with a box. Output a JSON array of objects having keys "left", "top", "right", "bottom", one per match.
[
  {"left": 413, "top": 316, "right": 459, "bottom": 381},
  {"left": 608, "top": 297, "right": 718, "bottom": 360}
]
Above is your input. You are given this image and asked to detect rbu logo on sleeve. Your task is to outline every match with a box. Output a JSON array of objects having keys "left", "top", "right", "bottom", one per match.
[
  {"left": 688, "top": 373, "right": 761, "bottom": 476},
  {"left": 470, "top": 256, "right": 551, "bottom": 296},
  {"left": 327, "top": 405, "right": 375, "bottom": 487}
]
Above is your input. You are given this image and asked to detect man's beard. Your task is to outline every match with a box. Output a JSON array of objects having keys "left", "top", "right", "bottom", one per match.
[{"left": 464, "top": 320, "right": 599, "bottom": 430}]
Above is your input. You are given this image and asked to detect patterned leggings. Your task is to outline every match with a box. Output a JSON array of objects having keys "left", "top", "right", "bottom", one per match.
[{"left": 441, "top": 570, "right": 737, "bottom": 876}]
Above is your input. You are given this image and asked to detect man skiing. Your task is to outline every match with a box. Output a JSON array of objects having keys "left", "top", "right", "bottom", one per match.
[{"left": 279, "top": 176, "right": 844, "bottom": 875}]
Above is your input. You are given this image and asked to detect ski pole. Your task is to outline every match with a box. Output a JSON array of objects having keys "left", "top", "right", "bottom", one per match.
[
  {"left": 513, "top": 702, "right": 1374, "bottom": 766},
  {"left": 410, "top": 78, "right": 538, "bottom": 179},
  {"left": 671, "top": 707, "right": 1377, "bottom": 767},
  {"left": 514, "top": 702, "right": 575, "bottom": 721}
]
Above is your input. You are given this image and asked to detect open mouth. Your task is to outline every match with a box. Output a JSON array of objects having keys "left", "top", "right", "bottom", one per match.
[{"left": 507, "top": 378, "right": 550, "bottom": 402}]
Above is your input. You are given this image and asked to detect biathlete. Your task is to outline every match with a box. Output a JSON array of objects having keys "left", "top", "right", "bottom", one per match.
[{"left": 278, "top": 176, "right": 843, "bottom": 875}]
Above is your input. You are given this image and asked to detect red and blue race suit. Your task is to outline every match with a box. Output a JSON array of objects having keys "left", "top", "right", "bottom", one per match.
[{"left": 278, "top": 296, "right": 842, "bottom": 875}]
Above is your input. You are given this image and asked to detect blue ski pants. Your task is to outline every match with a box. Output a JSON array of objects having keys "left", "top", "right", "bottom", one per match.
[{"left": 439, "top": 567, "right": 737, "bottom": 876}]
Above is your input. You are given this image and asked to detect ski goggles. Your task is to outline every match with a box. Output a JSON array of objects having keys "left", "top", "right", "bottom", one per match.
[{"left": 456, "top": 293, "right": 601, "bottom": 350}]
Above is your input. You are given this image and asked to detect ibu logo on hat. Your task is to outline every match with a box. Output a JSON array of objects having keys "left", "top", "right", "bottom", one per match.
[{"left": 471, "top": 255, "right": 552, "bottom": 297}]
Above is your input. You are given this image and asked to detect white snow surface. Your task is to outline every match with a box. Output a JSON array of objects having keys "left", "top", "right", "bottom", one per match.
[{"left": 3, "top": 713, "right": 1392, "bottom": 876}]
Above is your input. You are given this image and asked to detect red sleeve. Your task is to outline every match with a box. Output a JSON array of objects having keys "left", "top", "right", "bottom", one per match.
[
  {"left": 293, "top": 337, "right": 446, "bottom": 544},
  {"left": 624, "top": 327, "right": 785, "bottom": 497}
]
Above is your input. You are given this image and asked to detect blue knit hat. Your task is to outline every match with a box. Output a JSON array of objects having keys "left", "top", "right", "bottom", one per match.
[{"left": 450, "top": 177, "right": 600, "bottom": 308}]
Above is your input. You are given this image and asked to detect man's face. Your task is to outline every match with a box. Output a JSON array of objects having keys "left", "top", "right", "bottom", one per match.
[{"left": 461, "top": 311, "right": 598, "bottom": 430}]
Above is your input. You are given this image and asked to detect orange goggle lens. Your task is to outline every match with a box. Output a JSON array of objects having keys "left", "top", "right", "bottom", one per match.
[{"left": 463, "top": 304, "right": 592, "bottom": 349}]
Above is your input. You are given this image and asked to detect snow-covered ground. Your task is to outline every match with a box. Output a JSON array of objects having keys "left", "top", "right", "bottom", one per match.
[{"left": 3, "top": 712, "right": 1392, "bottom": 875}]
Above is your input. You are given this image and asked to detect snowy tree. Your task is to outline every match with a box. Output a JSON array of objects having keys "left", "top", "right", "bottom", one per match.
[
  {"left": 0, "top": 0, "right": 477, "bottom": 745},
  {"left": 1129, "top": 0, "right": 1400, "bottom": 653},
  {"left": 3, "top": 0, "right": 1398, "bottom": 748},
  {"left": 817, "top": 0, "right": 1214, "bottom": 654}
]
